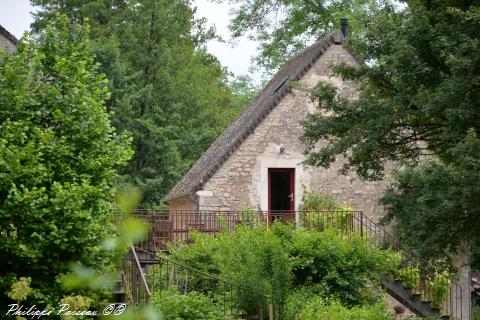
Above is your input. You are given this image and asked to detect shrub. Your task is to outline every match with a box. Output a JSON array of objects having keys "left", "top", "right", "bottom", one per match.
[
  {"left": 428, "top": 270, "right": 450, "bottom": 308},
  {"left": 0, "top": 15, "right": 131, "bottom": 307},
  {"left": 151, "top": 288, "right": 224, "bottom": 320},
  {"left": 299, "top": 299, "right": 394, "bottom": 320},
  {"left": 398, "top": 265, "right": 420, "bottom": 291},
  {"left": 285, "top": 228, "right": 397, "bottom": 306},
  {"left": 473, "top": 304, "right": 480, "bottom": 320},
  {"left": 167, "top": 221, "right": 400, "bottom": 313},
  {"left": 284, "top": 286, "right": 327, "bottom": 319},
  {"left": 299, "top": 187, "right": 354, "bottom": 232},
  {"left": 167, "top": 223, "right": 291, "bottom": 316}
]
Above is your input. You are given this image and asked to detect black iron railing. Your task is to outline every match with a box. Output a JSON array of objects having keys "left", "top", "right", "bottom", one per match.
[
  {"left": 121, "top": 244, "right": 151, "bottom": 306},
  {"left": 122, "top": 245, "right": 284, "bottom": 319}
]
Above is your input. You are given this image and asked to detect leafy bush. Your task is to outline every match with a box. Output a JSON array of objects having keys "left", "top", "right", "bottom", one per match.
[
  {"left": 299, "top": 187, "right": 350, "bottom": 211},
  {"left": 428, "top": 270, "right": 450, "bottom": 308},
  {"left": 166, "top": 221, "right": 400, "bottom": 316},
  {"left": 473, "top": 304, "right": 480, "bottom": 320},
  {"left": 168, "top": 223, "right": 291, "bottom": 316},
  {"left": 151, "top": 288, "right": 224, "bottom": 320},
  {"left": 299, "top": 187, "right": 354, "bottom": 232},
  {"left": 285, "top": 228, "right": 396, "bottom": 306},
  {"left": 284, "top": 286, "right": 326, "bottom": 320},
  {"left": 0, "top": 15, "right": 131, "bottom": 307},
  {"left": 398, "top": 265, "right": 420, "bottom": 291},
  {"left": 299, "top": 299, "right": 393, "bottom": 320}
]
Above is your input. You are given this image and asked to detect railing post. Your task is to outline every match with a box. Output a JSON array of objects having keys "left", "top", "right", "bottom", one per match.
[
  {"left": 269, "top": 303, "right": 274, "bottom": 320},
  {"left": 360, "top": 212, "right": 364, "bottom": 239}
]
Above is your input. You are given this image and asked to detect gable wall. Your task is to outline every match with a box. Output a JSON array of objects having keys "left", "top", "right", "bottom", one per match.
[
  {"left": 193, "top": 44, "right": 392, "bottom": 221},
  {"left": 0, "top": 33, "right": 16, "bottom": 54}
]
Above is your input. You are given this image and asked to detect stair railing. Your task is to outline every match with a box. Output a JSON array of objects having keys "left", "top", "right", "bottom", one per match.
[
  {"left": 121, "top": 244, "right": 152, "bottom": 306},
  {"left": 301, "top": 210, "right": 468, "bottom": 319},
  {"left": 124, "top": 246, "right": 284, "bottom": 319}
]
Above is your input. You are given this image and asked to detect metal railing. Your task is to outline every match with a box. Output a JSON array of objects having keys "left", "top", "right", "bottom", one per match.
[
  {"left": 129, "top": 209, "right": 296, "bottom": 251},
  {"left": 123, "top": 245, "right": 284, "bottom": 319},
  {"left": 120, "top": 209, "right": 469, "bottom": 319},
  {"left": 302, "top": 210, "right": 467, "bottom": 319}
]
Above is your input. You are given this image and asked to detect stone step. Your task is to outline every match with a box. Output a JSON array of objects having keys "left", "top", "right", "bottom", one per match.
[{"left": 381, "top": 277, "right": 440, "bottom": 318}]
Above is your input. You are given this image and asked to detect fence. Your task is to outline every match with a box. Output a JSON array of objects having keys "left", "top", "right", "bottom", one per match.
[
  {"left": 120, "top": 209, "right": 469, "bottom": 319},
  {"left": 130, "top": 209, "right": 295, "bottom": 251},
  {"left": 122, "top": 245, "right": 284, "bottom": 319}
]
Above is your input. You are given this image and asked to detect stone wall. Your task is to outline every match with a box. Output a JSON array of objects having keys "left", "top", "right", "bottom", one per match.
[
  {"left": 191, "top": 44, "right": 393, "bottom": 222},
  {"left": 0, "top": 34, "right": 16, "bottom": 54},
  {"left": 169, "top": 196, "right": 197, "bottom": 211}
]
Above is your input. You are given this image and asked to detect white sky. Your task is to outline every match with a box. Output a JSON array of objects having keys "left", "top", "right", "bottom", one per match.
[{"left": 0, "top": 0, "right": 261, "bottom": 81}]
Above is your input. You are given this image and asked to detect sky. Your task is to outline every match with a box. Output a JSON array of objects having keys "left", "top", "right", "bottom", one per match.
[{"left": 0, "top": 0, "right": 261, "bottom": 81}]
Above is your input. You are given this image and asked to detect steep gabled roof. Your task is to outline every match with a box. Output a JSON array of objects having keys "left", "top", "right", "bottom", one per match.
[
  {"left": 0, "top": 24, "right": 19, "bottom": 46},
  {"left": 164, "top": 31, "right": 345, "bottom": 202}
]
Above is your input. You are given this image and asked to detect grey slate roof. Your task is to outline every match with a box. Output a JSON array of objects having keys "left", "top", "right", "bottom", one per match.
[
  {"left": 163, "top": 31, "right": 345, "bottom": 202},
  {"left": 0, "top": 24, "right": 19, "bottom": 45}
]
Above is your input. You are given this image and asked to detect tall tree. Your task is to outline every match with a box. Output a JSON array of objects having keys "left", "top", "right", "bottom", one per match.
[
  {"left": 216, "top": 0, "right": 391, "bottom": 71},
  {"left": 300, "top": 0, "right": 480, "bottom": 263},
  {"left": 0, "top": 16, "right": 131, "bottom": 306},
  {"left": 32, "top": 0, "right": 250, "bottom": 207}
]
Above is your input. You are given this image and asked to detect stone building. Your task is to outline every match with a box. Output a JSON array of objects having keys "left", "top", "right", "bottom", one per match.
[
  {"left": 164, "top": 28, "right": 392, "bottom": 222},
  {"left": 0, "top": 24, "right": 18, "bottom": 54}
]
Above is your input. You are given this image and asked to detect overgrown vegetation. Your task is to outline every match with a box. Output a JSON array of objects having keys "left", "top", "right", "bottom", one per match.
[
  {"left": 298, "top": 300, "right": 392, "bottom": 320},
  {"left": 151, "top": 220, "right": 400, "bottom": 318},
  {"left": 31, "top": 0, "right": 259, "bottom": 207},
  {"left": 215, "top": 0, "right": 392, "bottom": 72},
  {"left": 0, "top": 16, "right": 131, "bottom": 307},
  {"left": 150, "top": 289, "right": 224, "bottom": 320},
  {"left": 299, "top": 187, "right": 354, "bottom": 231},
  {"left": 298, "top": 0, "right": 480, "bottom": 266}
]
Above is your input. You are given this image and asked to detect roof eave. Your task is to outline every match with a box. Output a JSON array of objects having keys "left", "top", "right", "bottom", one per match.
[{"left": 163, "top": 31, "right": 346, "bottom": 201}]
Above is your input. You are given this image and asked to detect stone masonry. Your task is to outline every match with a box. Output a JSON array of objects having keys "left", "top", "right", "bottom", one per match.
[{"left": 172, "top": 43, "right": 394, "bottom": 222}]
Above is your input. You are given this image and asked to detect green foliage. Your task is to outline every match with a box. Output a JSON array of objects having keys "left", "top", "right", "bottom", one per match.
[
  {"left": 59, "top": 295, "right": 93, "bottom": 320},
  {"left": 167, "top": 222, "right": 400, "bottom": 316},
  {"left": 300, "top": 0, "right": 480, "bottom": 264},
  {"left": 300, "top": 186, "right": 351, "bottom": 211},
  {"left": 150, "top": 289, "right": 224, "bottom": 320},
  {"left": 382, "top": 251, "right": 404, "bottom": 280},
  {"left": 228, "top": 74, "right": 260, "bottom": 110},
  {"left": 0, "top": 15, "right": 131, "bottom": 306},
  {"left": 168, "top": 224, "right": 291, "bottom": 315},
  {"left": 299, "top": 187, "right": 354, "bottom": 231},
  {"left": 7, "top": 277, "right": 32, "bottom": 302},
  {"left": 286, "top": 229, "right": 395, "bottom": 306},
  {"left": 381, "top": 133, "right": 480, "bottom": 263},
  {"left": 473, "top": 304, "right": 480, "bottom": 320},
  {"left": 32, "top": 0, "right": 254, "bottom": 207},
  {"left": 217, "top": 0, "right": 392, "bottom": 71},
  {"left": 239, "top": 205, "right": 266, "bottom": 227},
  {"left": 398, "top": 265, "right": 420, "bottom": 291},
  {"left": 298, "top": 299, "right": 393, "bottom": 320},
  {"left": 428, "top": 270, "right": 450, "bottom": 309},
  {"left": 62, "top": 187, "right": 162, "bottom": 320}
]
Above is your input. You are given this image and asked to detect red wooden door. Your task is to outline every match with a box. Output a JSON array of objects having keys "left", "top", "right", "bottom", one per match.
[{"left": 268, "top": 168, "right": 295, "bottom": 223}]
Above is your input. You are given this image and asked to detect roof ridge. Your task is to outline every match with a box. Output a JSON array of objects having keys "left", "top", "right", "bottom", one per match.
[
  {"left": 0, "top": 24, "right": 19, "bottom": 45},
  {"left": 163, "top": 31, "right": 343, "bottom": 202}
]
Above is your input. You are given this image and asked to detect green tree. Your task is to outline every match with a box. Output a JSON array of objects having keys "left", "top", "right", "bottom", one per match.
[
  {"left": 0, "top": 16, "right": 131, "bottom": 306},
  {"left": 216, "top": 0, "right": 391, "bottom": 71},
  {"left": 31, "top": 0, "right": 252, "bottom": 207},
  {"left": 300, "top": 1, "right": 480, "bottom": 263},
  {"left": 228, "top": 74, "right": 261, "bottom": 110}
]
